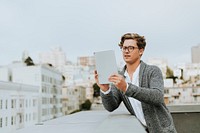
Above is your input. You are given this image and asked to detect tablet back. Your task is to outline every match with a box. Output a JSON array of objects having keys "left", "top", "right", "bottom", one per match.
[{"left": 94, "top": 50, "right": 118, "bottom": 84}]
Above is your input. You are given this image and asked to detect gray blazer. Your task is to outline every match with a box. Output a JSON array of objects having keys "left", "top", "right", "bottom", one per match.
[{"left": 100, "top": 61, "right": 177, "bottom": 133}]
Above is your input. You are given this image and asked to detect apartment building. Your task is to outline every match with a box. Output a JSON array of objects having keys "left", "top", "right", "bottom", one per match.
[
  {"left": 0, "top": 81, "right": 38, "bottom": 133},
  {"left": 0, "top": 62, "right": 64, "bottom": 122},
  {"left": 164, "top": 87, "right": 200, "bottom": 105},
  {"left": 11, "top": 64, "right": 64, "bottom": 122}
]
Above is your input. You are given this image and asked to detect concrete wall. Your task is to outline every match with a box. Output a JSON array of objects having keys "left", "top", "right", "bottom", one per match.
[
  {"left": 168, "top": 105, "right": 200, "bottom": 133},
  {"left": 172, "top": 112, "right": 200, "bottom": 133}
]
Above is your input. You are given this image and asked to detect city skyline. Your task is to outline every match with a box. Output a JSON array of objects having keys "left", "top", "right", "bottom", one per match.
[{"left": 0, "top": 0, "right": 200, "bottom": 66}]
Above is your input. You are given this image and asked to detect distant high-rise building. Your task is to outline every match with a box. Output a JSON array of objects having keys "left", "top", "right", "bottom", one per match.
[
  {"left": 191, "top": 44, "right": 200, "bottom": 63},
  {"left": 146, "top": 57, "right": 168, "bottom": 78},
  {"left": 77, "top": 56, "right": 95, "bottom": 66},
  {"left": 39, "top": 47, "right": 67, "bottom": 67}
]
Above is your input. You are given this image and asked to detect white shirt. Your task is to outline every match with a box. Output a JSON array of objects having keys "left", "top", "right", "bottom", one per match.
[{"left": 124, "top": 65, "right": 147, "bottom": 126}]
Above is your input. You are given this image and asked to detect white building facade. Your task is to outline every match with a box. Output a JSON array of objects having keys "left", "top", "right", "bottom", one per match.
[
  {"left": 0, "top": 81, "right": 38, "bottom": 133},
  {"left": 39, "top": 48, "right": 95, "bottom": 114},
  {"left": 147, "top": 57, "right": 168, "bottom": 78},
  {"left": 11, "top": 64, "right": 63, "bottom": 122},
  {"left": 173, "top": 63, "right": 200, "bottom": 84},
  {"left": 164, "top": 87, "right": 200, "bottom": 105}
]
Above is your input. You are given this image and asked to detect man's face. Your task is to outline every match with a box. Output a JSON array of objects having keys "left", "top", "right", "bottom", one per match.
[{"left": 121, "top": 39, "right": 143, "bottom": 64}]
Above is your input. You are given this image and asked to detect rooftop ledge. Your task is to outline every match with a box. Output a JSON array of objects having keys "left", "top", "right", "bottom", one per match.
[
  {"left": 14, "top": 105, "right": 146, "bottom": 133},
  {"left": 13, "top": 104, "right": 200, "bottom": 133},
  {"left": 167, "top": 104, "right": 200, "bottom": 113}
]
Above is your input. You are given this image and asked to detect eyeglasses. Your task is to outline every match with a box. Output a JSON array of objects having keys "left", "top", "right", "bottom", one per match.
[{"left": 121, "top": 46, "right": 139, "bottom": 52}]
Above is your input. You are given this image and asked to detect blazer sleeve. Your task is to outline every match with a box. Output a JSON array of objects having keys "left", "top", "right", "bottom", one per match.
[{"left": 100, "top": 84, "right": 123, "bottom": 112}]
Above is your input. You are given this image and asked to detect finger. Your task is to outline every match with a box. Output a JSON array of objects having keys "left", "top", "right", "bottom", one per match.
[
  {"left": 94, "top": 70, "right": 97, "bottom": 74},
  {"left": 108, "top": 76, "right": 118, "bottom": 82},
  {"left": 94, "top": 74, "right": 98, "bottom": 81},
  {"left": 113, "top": 80, "right": 120, "bottom": 87},
  {"left": 110, "top": 73, "right": 119, "bottom": 77}
]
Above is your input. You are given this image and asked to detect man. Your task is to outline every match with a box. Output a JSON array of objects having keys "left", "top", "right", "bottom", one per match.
[{"left": 94, "top": 33, "right": 177, "bottom": 133}]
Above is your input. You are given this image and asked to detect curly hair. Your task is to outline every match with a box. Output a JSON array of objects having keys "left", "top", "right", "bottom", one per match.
[{"left": 118, "top": 33, "right": 146, "bottom": 49}]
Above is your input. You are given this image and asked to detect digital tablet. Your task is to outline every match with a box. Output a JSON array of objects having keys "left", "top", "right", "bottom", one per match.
[{"left": 94, "top": 50, "right": 118, "bottom": 84}]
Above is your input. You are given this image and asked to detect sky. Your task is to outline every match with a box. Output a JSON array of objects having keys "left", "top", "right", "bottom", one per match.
[{"left": 0, "top": 0, "right": 200, "bottom": 67}]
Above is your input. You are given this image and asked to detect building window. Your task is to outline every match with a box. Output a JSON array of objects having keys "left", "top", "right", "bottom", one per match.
[
  {"left": 194, "top": 96, "right": 197, "bottom": 102},
  {"left": 11, "top": 99, "right": 15, "bottom": 108},
  {"left": 19, "top": 99, "right": 24, "bottom": 108},
  {"left": 0, "top": 100, "right": 2, "bottom": 109},
  {"left": 50, "top": 77, "right": 53, "bottom": 83},
  {"left": 42, "top": 75, "right": 45, "bottom": 82},
  {"left": 5, "top": 100, "right": 7, "bottom": 109},
  {"left": 164, "top": 89, "right": 169, "bottom": 94},
  {"left": 26, "top": 100, "right": 28, "bottom": 108},
  {"left": 11, "top": 116, "right": 14, "bottom": 125},
  {"left": 29, "top": 100, "right": 31, "bottom": 107},
  {"left": 0, "top": 118, "right": 2, "bottom": 128},
  {"left": 5, "top": 117, "right": 7, "bottom": 126},
  {"left": 26, "top": 114, "right": 28, "bottom": 122},
  {"left": 9, "top": 75, "right": 12, "bottom": 81},
  {"left": 33, "top": 113, "right": 35, "bottom": 120},
  {"left": 14, "top": 116, "right": 16, "bottom": 125},
  {"left": 19, "top": 114, "right": 22, "bottom": 123},
  {"left": 33, "top": 99, "right": 36, "bottom": 107},
  {"left": 29, "top": 114, "right": 31, "bottom": 121},
  {"left": 42, "top": 109, "right": 46, "bottom": 116}
]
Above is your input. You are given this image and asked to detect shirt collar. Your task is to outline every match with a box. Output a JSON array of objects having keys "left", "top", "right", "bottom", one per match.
[{"left": 124, "top": 64, "right": 140, "bottom": 79}]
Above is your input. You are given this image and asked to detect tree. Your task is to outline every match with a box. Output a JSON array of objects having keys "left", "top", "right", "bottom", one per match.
[
  {"left": 166, "top": 66, "right": 174, "bottom": 78},
  {"left": 81, "top": 99, "right": 92, "bottom": 110},
  {"left": 93, "top": 83, "right": 100, "bottom": 97},
  {"left": 24, "top": 56, "right": 35, "bottom": 66},
  {"left": 166, "top": 66, "right": 177, "bottom": 83}
]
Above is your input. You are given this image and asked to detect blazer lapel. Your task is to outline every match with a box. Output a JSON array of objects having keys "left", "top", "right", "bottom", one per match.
[{"left": 139, "top": 60, "right": 146, "bottom": 87}]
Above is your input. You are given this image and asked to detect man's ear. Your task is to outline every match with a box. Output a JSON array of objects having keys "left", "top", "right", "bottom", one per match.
[{"left": 139, "top": 49, "right": 144, "bottom": 56}]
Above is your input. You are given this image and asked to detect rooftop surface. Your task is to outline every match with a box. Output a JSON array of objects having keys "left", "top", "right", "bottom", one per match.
[
  {"left": 12, "top": 104, "right": 146, "bottom": 133},
  {"left": 9, "top": 104, "right": 200, "bottom": 133}
]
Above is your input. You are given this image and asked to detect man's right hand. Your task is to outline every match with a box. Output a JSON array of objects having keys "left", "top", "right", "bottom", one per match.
[{"left": 94, "top": 70, "right": 109, "bottom": 92}]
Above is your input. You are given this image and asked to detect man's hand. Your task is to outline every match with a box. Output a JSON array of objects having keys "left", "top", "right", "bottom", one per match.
[
  {"left": 94, "top": 70, "right": 109, "bottom": 92},
  {"left": 108, "top": 73, "right": 127, "bottom": 92}
]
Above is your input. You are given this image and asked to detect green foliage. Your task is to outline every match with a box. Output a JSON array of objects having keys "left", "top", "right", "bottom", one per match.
[
  {"left": 24, "top": 56, "right": 35, "bottom": 66},
  {"left": 93, "top": 83, "right": 100, "bottom": 97},
  {"left": 166, "top": 66, "right": 178, "bottom": 83},
  {"left": 166, "top": 66, "right": 174, "bottom": 78},
  {"left": 81, "top": 99, "right": 92, "bottom": 110}
]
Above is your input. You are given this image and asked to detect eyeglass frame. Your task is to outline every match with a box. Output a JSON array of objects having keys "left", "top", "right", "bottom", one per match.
[{"left": 120, "top": 46, "right": 139, "bottom": 53}]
